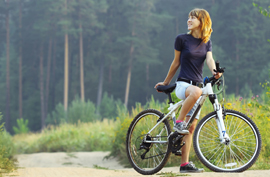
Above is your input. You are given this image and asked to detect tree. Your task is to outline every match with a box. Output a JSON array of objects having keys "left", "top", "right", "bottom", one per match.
[
  {"left": 253, "top": 3, "right": 270, "bottom": 18},
  {"left": 18, "top": 0, "right": 23, "bottom": 119},
  {"left": 5, "top": 0, "right": 11, "bottom": 132},
  {"left": 63, "top": 0, "right": 69, "bottom": 112},
  {"left": 109, "top": 0, "right": 162, "bottom": 107},
  {"left": 210, "top": 0, "right": 270, "bottom": 96}
]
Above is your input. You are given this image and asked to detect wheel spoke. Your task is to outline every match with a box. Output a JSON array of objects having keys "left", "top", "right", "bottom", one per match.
[
  {"left": 194, "top": 110, "right": 261, "bottom": 172},
  {"left": 126, "top": 110, "right": 171, "bottom": 175}
]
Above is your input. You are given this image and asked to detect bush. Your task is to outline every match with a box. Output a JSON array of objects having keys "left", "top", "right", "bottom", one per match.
[
  {"left": 12, "top": 118, "right": 29, "bottom": 134},
  {"left": 109, "top": 92, "right": 270, "bottom": 170},
  {"left": 99, "top": 92, "right": 125, "bottom": 120},
  {"left": 0, "top": 115, "right": 17, "bottom": 176},
  {"left": 13, "top": 119, "right": 115, "bottom": 154},
  {"left": 46, "top": 98, "right": 97, "bottom": 125}
]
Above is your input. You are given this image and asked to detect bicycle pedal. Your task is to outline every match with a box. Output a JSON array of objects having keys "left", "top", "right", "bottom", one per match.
[{"left": 174, "top": 150, "right": 182, "bottom": 156}]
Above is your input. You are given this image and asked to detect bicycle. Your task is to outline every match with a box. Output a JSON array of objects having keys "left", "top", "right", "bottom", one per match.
[{"left": 126, "top": 61, "right": 261, "bottom": 175}]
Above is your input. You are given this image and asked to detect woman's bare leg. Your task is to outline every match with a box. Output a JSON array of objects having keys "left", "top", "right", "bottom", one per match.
[
  {"left": 181, "top": 117, "right": 197, "bottom": 164},
  {"left": 177, "top": 86, "right": 202, "bottom": 121}
]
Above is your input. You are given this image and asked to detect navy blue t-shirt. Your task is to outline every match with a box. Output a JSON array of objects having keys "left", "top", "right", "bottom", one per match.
[{"left": 174, "top": 34, "right": 212, "bottom": 83}]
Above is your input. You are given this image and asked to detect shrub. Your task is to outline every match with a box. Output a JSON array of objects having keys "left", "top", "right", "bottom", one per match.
[
  {"left": 0, "top": 115, "right": 17, "bottom": 176},
  {"left": 12, "top": 118, "right": 29, "bottom": 134},
  {"left": 68, "top": 98, "right": 97, "bottom": 123},
  {"left": 46, "top": 98, "right": 97, "bottom": 125},
  {"left": 99, "top": 92, "right": 125, "bottom": 120},
  {"left": 109, "top": 92, "right": 270, "bottom": 170},
  {"left": 13, "top": 119, "right": 115, "bottom": 154}
]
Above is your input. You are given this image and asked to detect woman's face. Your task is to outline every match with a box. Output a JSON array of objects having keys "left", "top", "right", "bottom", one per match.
[{"left": 187, "top": 15, "right": 201, "bottom": 31}]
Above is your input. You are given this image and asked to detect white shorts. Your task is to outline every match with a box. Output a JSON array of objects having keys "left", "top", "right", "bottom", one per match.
[{"left": 175, "top": 81, "right": 201, "bottom": 119}]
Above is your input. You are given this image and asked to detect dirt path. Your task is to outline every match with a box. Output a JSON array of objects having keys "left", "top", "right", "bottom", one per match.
[{"left": 7, "top": 152, "right": 269, "bottom": 177}]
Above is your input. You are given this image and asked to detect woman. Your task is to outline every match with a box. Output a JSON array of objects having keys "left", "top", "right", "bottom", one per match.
[{"left": 155, "top": 8, "right": 222, "bottom": 173}]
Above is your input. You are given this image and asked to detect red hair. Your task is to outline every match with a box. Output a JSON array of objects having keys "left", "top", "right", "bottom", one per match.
[{"left": 188, "top": 8, "right": 213, "bottom": 43}]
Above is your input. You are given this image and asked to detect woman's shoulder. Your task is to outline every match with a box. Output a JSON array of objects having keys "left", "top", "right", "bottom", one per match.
[
  {"left": 175, "top": 34, "right": 190, "bottom": 43},
  {"left": 176, "top": 33, "right": 189, "bottom": 38}
]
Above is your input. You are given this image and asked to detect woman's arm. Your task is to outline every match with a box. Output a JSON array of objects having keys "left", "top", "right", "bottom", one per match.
[
  {"left": 155, "top": 50, "right": 181, "bottom": 88},
  {"left": 206, "top": 51, "right": 222, "bottom": 79}
]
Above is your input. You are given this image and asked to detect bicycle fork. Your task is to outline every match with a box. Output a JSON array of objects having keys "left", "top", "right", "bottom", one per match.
[{"left": 210, "top": 94, "right": 230, "bottom": 144}]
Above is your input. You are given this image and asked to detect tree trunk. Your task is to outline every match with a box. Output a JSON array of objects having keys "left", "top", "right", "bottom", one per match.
[
  {"left": 19, "top": 0, "right": 23, "bottom": 119},
  {"left": 96, "top": 58, "right": 104, "bottom": 114},
  {"left": 108, "top": 63, "right": 112, "bottom": 95},
  {"left": 39, "top": 44, "right": 46, "bottom": 129},
  {"left": 78, "top": 0, "right": 85, "bottom": 102},
  {"left": 146, "top": 64, "right": 149, "bottom": 82},
  {"left": 124, "top": 33, "right": 135, "bottom": 107},
  {"left": 235, "top": 40, "right": 239, "bottom": 96},
  {"left": 79, "top": 22, "right": 85, "bottom": 102},
  {"left": 45, "top": 38, "right": 52, "bottom": 119},
  {"left": 64, "top": 0, "right": 69, "bottom": 111},
  {"left": 64, "top": 33, "right": 69, "bottom": 111},
  {"left": 5, "top": 0, "right": 10, "bottom": 132},
  {"left": 51, "top": 40, "right": 56, "bottom": 112}
]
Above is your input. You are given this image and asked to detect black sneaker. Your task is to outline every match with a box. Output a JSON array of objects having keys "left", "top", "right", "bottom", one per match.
[
  {"left": 180, "top": 162, "right": 204, "bottom": 173},
  {"left": 173, "top": 122, "right": 189, "bottom": 135}
]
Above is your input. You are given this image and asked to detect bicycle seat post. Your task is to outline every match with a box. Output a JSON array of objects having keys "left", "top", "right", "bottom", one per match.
[{"left": 167, "top": 93, "right": 174, "bottom": 104}]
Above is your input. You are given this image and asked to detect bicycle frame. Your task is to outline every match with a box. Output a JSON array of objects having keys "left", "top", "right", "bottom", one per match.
[{"left": 145, "top": 82, "right": 230, "bottom": 144}]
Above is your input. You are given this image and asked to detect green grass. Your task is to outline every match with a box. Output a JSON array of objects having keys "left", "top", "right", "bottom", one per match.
[
  {"left": 93, "top": 164, "right": 109, "bottom": 170},
  {"left": 66, "top": 152, "right": 77, "bottom": 158},
  {"left": 62, "top": 162, "right": 73, "bottom": 165},
  {"left": 109, "top": 93, "right": 270, "bottom": 170},
  {"left": 157, "top": 172, "right": 190, "bottom": 176},
  {"left": 13, "top": 119, "right": 116, "bottom": 154},
  {"left": 9, "top": 93, "right": 270, "bottom": 171}
]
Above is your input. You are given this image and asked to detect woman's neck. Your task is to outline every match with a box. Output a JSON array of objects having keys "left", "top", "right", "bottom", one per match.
[{"left": 191, "top": 29, "right": 201, "bottom": 39}]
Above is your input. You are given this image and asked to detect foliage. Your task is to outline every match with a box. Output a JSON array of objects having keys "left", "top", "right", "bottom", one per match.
[
  {"left": 67, "top": 98, "right": 97, "bottom": 123},
  {"left": 0, "top": 115, "right": 17, "bottom": 176},
  {"left": 98, "top": 92, "right": 125, "bottom": 120},
  {"left": 10, "top": 89, "right": 270, "bottom": 170},
  {"left": 157, "top": 171, "right": 190, "bottom": 177},
  {"left": 12, "top": 118, "right": 29, "bottom": 134},
  {"left": 253, "top": 2, "right": 270, "bottom": 44},
  {"left": 224, "top": 94, "right": 270, "bottom": 168},
  {"left": 107, "top": 90, "right": 270, "bottom": 169},
  {"left": 13, "top": 119, "right": 115, "bottom": 154},
  {"left": 0, "top": 0, "right": 270, "bottom": 135},
  {"left": 46, "top": 98, "right": 97, "bottom": 125},
  {"left": 253, "top": 3, "right": 270, "bottom": 18}
]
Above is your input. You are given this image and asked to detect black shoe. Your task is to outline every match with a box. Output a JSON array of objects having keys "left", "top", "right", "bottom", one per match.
[{"left": 180, "top": 162, "right": 204, "bottom": 173}]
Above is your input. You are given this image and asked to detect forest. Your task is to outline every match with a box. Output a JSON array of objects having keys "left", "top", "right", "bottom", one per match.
[{"left": 0, "top": 0, "right": 270, "bottom": 133}]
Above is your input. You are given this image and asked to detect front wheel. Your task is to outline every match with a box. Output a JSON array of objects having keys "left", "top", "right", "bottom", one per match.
[
  {"left": 193, "top": 109, "right": 261, "bottom": 172},
  {"left": 126, "top": 109, "right": 171, "bottom": 175}
]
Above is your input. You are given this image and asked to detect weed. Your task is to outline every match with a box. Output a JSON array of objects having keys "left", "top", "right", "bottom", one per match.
[
  {"left": 93, "top": 164, "right": 109, "bottom": 170},
  {"left": 66, "top": 153, "right": 77, "bottom": 158},
  {"left": 157, "top": 171, "right": 190, "bottom": 177},
  {"left": 62, "top": 162, "right": 73, "bottom": 165}
]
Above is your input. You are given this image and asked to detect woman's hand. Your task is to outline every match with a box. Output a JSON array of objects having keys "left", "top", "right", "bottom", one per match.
[
  {"left": 154, "top": 82, "right": 167, "bottom": 92},
  {"left": 214, "top": 72, "right": 222, "bottom": 79}
]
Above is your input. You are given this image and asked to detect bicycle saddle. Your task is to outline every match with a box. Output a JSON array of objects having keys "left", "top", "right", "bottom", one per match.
[{"left": 156, "top": 83, "right": 176, "bottom": 94}]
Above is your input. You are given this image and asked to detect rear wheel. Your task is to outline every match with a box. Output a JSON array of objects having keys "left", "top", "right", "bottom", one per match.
[
  {"left": 126, "top": 109, "right": 171, "bottom": 175},
  {"left": 193, "top": 109, "right": 261, "bottom": 172}
]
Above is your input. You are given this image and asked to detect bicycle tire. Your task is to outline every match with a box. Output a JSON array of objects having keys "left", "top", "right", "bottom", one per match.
[
  {"left": 126, "top": 109, "right": 172, "bottom": 175},
  {"left": 193, "top": 109, "right": 261, "bottom": 172}
]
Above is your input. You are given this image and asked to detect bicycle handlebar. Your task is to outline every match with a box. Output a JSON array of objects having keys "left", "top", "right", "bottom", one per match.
[
  {"left": 204, "top": 61, "right": 225, "bottom": 86},
  {"left": 214, "top": 60, "right": 225, "bottom": 73}
]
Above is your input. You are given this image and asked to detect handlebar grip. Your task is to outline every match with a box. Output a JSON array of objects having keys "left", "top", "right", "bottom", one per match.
[{"left": 215, "top": 61, "right": 220, "bottom": 70}]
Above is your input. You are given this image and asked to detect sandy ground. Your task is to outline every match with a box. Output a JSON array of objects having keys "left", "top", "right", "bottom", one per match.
[{"left": 4, "top": 152, "right": 269, "bottom": 177}]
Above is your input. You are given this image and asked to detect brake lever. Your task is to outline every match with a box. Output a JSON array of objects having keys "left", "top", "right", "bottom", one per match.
[{"left": 214, "top": 67, "right": 225, "bottom": 73}]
